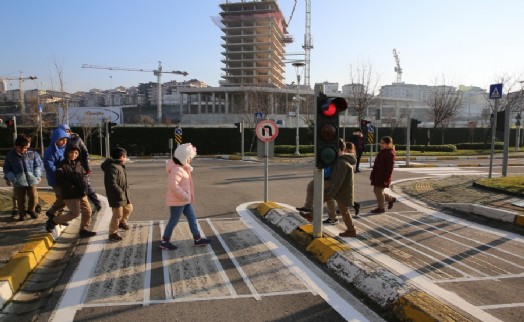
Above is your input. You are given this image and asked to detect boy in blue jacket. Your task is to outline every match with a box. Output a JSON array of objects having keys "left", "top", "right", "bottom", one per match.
[
  {"left": 43, "top": 128, "right": 69, "bottom": 221},
  {"left": 3, "top": 135, "right": 43, "bottom": 220}
]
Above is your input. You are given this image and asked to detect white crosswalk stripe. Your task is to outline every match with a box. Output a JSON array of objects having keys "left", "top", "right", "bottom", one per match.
[{"left": 394, "top": 166, "right": 487, "bottom": 176}]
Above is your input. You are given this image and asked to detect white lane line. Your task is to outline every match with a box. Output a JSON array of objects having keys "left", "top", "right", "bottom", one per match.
[
  {"left": 391, "top": 177, "right": 524, "bottom": 244},
  {"left": 327, "top": 225, "right": 503, "bottom": 322},
  {"left": 238, "top": 203, "right": 375, "bottom": 322},
  {"left": 143, "top": 220, "right": 153, "bottom": 306},
  {"left": 477, "top": 302, "right": 524, "bottom": 310},
  {"left": 391, "top": 212, "right": 524, "bottom": 270},
  {"left": 159, "top": 220, "right": 173, "bottom": 299},
  {"left": 434, "top": 273, "right": 524, "bottom": 284},
  {"left": 357, "top": 217, "right": 481, "bottom": 278},
  {"left": 239, "top": 217, "right": 318, "bottom": 296},
  {"left": 372, "top": 215, "right": 514, "bottom": 276},
  {"left": 50, "top": 196, "right": 113, "bottom": 322},
  {"left": 206, "top": 219, "right": 261, "bottom": 300},
  {"left": 204, "top": 218, "right": 237, "bottom": 299}
]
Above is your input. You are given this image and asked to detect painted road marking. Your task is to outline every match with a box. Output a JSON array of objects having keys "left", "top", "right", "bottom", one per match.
[{"left": 395, "top": 166, "right": 486, "bottom": 176}]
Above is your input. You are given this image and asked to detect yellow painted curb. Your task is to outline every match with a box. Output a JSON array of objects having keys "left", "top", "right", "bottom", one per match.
[
  {"left": 229, "top": 155, "right": 242, "bottom": 160},
  {"left": 38, "top": 191, "right": 56, "bottom": 204},
  {"left": 289, "top": 224, "right": 314, "bottom": 249},
  {"left": 306, "top": 237, "right": 350, "bottom": 264},
  {"left": 20, "top": 239, "right": 49, "bottom": 263},
  {"left": 515, "top": 215, "right": 524, "bottom": 228},
  {"left": 257, "top": 202, "right": 282, "bottom": 217},
  {"left": 392, "top": 290, "right": 471, "bottom": 322},
  {"left": 28, "top": 233, "right": 54, "bottom": 249},
  {"left": 0, "top": 253, "right": 37, "bottom": 294}
]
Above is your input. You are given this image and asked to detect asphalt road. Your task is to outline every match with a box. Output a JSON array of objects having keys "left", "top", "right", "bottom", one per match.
[{"left": 36, "top": 156, "right": 524, "bottom": 322}]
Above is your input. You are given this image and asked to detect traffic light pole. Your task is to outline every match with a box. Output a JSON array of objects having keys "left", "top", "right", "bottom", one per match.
[
  {"left": 312, "top": 108, "right": 323, "bottom": 238},
  {"left": 105, "top": 120, "right": 110, "bottom": 158},
  {"left": 406, "top": 118, "right": 411, "bottom": 167},
  {"left": 502, "top": 100, "right": 511, "bottom": 177}
]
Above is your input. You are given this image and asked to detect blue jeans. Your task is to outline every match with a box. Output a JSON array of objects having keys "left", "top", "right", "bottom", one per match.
[{"left": 162, "top": 204, "right": 200, "bottom": 241}]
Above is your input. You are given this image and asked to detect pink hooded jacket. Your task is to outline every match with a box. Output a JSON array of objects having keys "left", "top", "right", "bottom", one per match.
[{"left": 165, "top": 143, "right": 196, "bottom": 206}]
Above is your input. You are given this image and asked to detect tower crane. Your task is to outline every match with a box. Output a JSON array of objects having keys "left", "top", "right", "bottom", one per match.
[
  {"left": 81, "top": 61, "right": 188, "bottom": 123},
  {"left": 285, "top": 0, "right": 312, "bottom": 87},
  {"left": 393, "top": 48, "right": 402, "bottom": 83},
  {"left": 0, "top": 73, "right": 38, "bottom": 114}
]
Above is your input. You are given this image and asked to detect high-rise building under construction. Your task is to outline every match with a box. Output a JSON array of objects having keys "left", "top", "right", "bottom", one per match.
[{"left": 219, "top": 0, "right": 293, "bottom": 88}]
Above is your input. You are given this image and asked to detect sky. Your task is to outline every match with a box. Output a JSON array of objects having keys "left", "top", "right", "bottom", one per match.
[{"left": 2, "top": 0, "right": 524, "bottom": 94}]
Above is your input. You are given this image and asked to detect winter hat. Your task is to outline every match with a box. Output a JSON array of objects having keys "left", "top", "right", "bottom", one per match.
[
  {"left": 65, "top": 142, "right": 81, "bottom": 155},
  {"left": 174, "top": 143, "right": 197, "bottom": 167}
]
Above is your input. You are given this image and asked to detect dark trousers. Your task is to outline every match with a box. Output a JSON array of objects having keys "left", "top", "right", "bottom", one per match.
[{"left": 355, "top": 150, "right": 364, "bottom": 171}]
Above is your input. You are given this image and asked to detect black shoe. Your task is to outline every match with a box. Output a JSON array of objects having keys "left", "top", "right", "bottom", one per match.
[
  {"left": 323, "top": 218, "right": 339, "bottom": 225},
  {"left": 79, "top": 229, "right": 96, "bottom": 238},
  {"left": 11, "top": 210, "right": 17, "bottom": 218},
  {"left": 45, "top": 211, "right": 55, "bottom": 219},
  {"left": 118, "top": 222, "right": 130, "bottom": 230},
  {"left": 18, "top": 214, "right": 26, "bottom": 221},
  {"left": 296, "top": 207, "right": 312, "bottom": 212},
  {"left": 27, "top": 211, "right": 38, "bottom": 219},
  {"left": 108, "top": 233, "right": 123, "bottom": 241},
  {"left": 45, "top": 218, "right": 56, "bottom": 232},
  {"left": 354, "top": 202, "right": 360, "bottom": 216},
  {"left": 35, "top": 204, "right": 42, "bottom": 213}
]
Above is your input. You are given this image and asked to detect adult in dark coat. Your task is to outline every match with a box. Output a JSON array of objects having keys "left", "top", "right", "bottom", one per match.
[
  {"left": 349, "top": 129, "right": 365, "bottom": 173},
  {"left": 369, "top": 136, "right": 397, "bottom": 213}
]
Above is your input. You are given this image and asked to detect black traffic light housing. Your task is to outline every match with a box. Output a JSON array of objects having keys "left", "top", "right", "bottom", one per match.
[
  {"left": 360, "top": 119, "right": 370, "bottom": 133},
  {"left": 410, "top": 118, "right": 422, "bottom": 142},
  {"left": 108, "top": 122, "right": 117, "bottom": 134},
  {"left": 315, "top": 94, "right": 348, "bottom": 169}
]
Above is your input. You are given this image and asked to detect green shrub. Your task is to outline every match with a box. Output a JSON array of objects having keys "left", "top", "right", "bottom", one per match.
[
  {"left": 394, "top": 144, "right": 457, "bottom": 152},
  {"left": 455, "top": 142, "right": 505, "bottom": 150}
]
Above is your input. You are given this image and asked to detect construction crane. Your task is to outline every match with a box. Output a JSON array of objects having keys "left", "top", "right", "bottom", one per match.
[
  {"left": 393, "top": 48, "right": 402, "bottom": 83},
  {"left": 302, "top": 0, "right": 312, "bottom": 87},
  {"left": 0, "top": 73, "right": 38, "bottom": 114},
  {"left": 81, "top": 61, "right": 188, "bottom": 123}
]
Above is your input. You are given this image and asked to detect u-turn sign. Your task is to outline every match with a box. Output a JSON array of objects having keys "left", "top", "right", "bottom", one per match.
[{"left": 256, "top": 120, "right": 279, "bottom": 142}]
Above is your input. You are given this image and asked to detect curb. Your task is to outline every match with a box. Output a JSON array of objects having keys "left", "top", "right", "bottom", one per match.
[
  {"left": 0, "top": 205, "right": 67, "bottom": 309},
  {"left": 442, "top": 203, "right": 524, "bottom": 228},
  {"left": 254, "top": 201, "right": 472, "bottom": 321}
]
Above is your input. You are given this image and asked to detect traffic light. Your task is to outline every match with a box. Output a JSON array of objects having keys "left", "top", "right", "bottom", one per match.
[
  {"left": 108, "top": 122, "right": 117, "bottom": 134},
  {"left": 495, "top": 110, "right": 505, "bottom": 132},
  {"left": 410, "top": 118, "right": 421, "bottom": 142},
  {"left": 316, "top": 94, "right": 348, "bottom": 168}
]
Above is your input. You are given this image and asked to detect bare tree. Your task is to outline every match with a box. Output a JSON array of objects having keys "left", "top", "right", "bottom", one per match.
[
  {"left": 425, "top": 77, "right": 463, "bottom": 144},
  {"left": 52, "top": 56, "right": 69, "bottom": 124},
  {"left": 346, "top": 63, "right": 380, "bottom": 124},
  {"left": 484, "top": 73, "right": 523, "bottom": 113}
]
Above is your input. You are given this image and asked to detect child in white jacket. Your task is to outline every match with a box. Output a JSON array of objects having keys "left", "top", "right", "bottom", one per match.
[{"left": 159, "top": 143, "right": 211, "bottom": 250}]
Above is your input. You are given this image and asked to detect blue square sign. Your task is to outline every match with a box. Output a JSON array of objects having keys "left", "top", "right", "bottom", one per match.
[{"left": 489, "top": 83, "right": 503, "bottom": 99}]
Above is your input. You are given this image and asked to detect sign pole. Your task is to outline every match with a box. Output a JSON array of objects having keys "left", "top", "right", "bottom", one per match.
[
  {"left": 264, "top": 140, "right": 269, "bottom": 202},
  {"left": 488, "top": 83, "right": 503, "bottom": 178},
  {"left": 255, "top": 119, "right": 279, "bottom": 203}
]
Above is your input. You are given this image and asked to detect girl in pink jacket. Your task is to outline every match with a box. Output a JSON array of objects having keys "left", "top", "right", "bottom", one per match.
[{"left": 159, "top": 143, "right": 211, "bottom": 250}]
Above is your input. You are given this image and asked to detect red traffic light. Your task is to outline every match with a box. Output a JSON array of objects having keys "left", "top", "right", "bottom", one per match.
[{"left": 320, "top": 97, "right": 348, "bottom": 117}]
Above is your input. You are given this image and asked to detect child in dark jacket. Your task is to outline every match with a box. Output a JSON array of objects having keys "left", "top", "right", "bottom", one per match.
[
  {"left": 101, "top": 147, "right": 133, "bottom": 241},
  {"left": 45, "top": 143, "right": 96, "bottom": 238}
]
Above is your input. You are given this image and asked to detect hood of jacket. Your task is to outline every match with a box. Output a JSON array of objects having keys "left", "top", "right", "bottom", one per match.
[
  {"left": 101, "top": 157, "right": 121, "bottom": 172},
  {"left": 339, "top": 153, "right": 357, "bottom": 166},
  {"left": 50, "top": 128, "right": 69, "bottom": 148}
]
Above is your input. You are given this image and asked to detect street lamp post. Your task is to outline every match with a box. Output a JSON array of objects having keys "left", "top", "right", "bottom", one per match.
[{"left": 292, "top": 62, "right": 305, "bottom": 155}]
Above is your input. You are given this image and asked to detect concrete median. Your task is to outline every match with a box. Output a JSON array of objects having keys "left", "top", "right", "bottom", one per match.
[{"left": 254, "top": 201, "right": 472, "bottom": 322}]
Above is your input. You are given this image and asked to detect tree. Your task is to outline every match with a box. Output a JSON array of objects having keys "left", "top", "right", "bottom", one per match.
[
  {"left": 346, "top": 63, "right": 380, "bottom": 124},
  {"left": 425, "top": 77, "right": 463, "bottom": 144},
  {"left": 240, "top": 88, "right": 273, "bottom": 152}
]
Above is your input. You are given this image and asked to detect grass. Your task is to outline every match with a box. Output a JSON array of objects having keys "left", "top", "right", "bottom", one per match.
[{"left": 476, "top": 176, "right": 524, "bottom": 196}]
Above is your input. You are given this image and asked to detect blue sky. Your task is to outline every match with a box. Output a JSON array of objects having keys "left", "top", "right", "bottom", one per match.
[{"left": 2, "top": 0, "right": 523, "bottom": 93}]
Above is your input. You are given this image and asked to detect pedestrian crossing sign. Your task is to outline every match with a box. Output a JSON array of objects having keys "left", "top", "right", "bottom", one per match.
[{"left": 489, "top": 83, "right": 503, "bottom": 99}]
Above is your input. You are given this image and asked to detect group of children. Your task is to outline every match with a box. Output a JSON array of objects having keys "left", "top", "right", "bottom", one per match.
[{"left": 3, "top": 127, "right": 209, "bottom": 250}]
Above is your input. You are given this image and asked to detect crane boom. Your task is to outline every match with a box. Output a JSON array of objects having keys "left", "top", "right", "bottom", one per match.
[
  {"left": 81, "top": 64, "right": 188, "bottom": 76},
  {"left": 0, "top": 73, "right": 38, "bottom": 114},
  {"left": 393, "top": 48, "right": 402, "bottom": 83}
]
